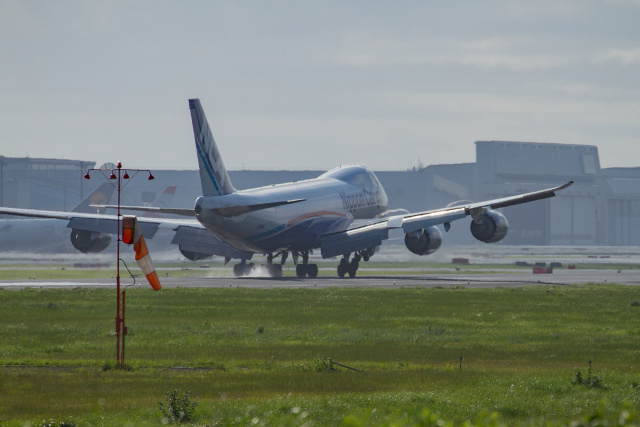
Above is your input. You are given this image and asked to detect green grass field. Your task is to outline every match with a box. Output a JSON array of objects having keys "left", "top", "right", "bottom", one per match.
[{"left": 1, "top": 283, "right": 640, "bottom": 425}]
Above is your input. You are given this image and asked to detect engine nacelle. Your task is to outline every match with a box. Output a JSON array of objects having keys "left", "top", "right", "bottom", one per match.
[
  {"left": 70, "top": 229, "right": 112, "bottom": 253},
  {"left": 470, "top": 210, "right": 509, "bottom": 243},
  {"left": 179, "top": 248, "right": 213, "bottom": 261},
  {"left": 404, "top": 226, "right": 442, "bottom": 256}
]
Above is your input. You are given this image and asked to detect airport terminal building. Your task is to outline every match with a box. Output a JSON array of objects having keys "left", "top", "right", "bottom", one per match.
[{"left": 2, "top": 141, "right": 639, "bottom": 247}]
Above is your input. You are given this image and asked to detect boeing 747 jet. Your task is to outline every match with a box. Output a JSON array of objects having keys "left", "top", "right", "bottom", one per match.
[{"left": 0, "top": 99, "right": 573, "bottom": 277}]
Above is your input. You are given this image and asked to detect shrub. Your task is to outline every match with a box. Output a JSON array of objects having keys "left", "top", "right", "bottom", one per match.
[
  {"left": 292, "top": 355, "right": 335, "bottom": 372},
  {"left": 36, "top": 420, "right": 77, "bottom": 427},
  {"left": 313, "top": 355, "right": 334, "bottom": 372},
  {"left": 572, "top": 366, "right": 603, "bottom": 388},
  {"left": 159, "top": 389, "right": 198, "bottom": 423}
]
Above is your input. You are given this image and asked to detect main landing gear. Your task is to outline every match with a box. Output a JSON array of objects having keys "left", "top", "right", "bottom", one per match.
[
  {"left": 232, "top": 252, "right": 286, "bottom": 278},
  {"left": 231, "top": 247, "right": 374, "bottom": 279},
  {"left": 294, "top": 251, "right": 318, "bottom": 278},
  {"left": 336, "top": 248, "right": 374, "bottom": 278},
  {"left": 231, "top": 251, "right": 319, "bottom": 278},
  {"left": 233, "top": 261, "right": 256, "bottom": 277}
]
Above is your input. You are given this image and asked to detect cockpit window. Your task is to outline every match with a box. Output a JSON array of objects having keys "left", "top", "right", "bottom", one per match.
[{"left": 321, "top": 164, "right": 380, "bottom": 192}]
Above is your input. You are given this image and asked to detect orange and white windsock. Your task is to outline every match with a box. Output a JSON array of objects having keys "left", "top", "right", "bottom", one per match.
[{"left": 122, "top": 215, "right": 161, "bottom": 291}]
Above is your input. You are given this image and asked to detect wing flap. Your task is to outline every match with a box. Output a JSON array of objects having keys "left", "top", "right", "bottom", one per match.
[
  {"left": 320, "top": 221, "right": 388, "bottom": 258},
  {"left": 171, "top": 225, "right": 253, "bottom": 260},
  {"left": 399, "top": 207, "right": 467, "bottom": 234}
]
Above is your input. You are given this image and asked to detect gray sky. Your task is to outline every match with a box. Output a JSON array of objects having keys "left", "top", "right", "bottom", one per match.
[{"left": 1, "top": 1, "right": 639, "bottom": 171}]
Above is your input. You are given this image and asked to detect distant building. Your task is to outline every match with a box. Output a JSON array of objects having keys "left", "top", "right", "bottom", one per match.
[
  {"left": 418, "top": 141, "right": 640, "bottom": 246},
  {"left": 2, "top": 140, "right": 640, "bottom": 246},
  {"left": 0, "top": 156, "right": 95, "bottom": 211}
]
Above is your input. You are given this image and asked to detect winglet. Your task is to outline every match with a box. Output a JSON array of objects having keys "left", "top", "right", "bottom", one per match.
[{"left": 189, "top": 99, "right": 235, "bottom": 197}]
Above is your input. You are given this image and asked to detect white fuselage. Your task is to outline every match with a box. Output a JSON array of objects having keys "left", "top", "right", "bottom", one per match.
[{"left": 194, "top": 165, "right": 388, "bottom": 254}]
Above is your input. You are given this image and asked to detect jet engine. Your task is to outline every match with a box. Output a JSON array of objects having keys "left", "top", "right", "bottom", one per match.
[
  {"left": 404, "top": 226, "right": 442, "bottom": 255},
  {"left": 70, "top": 229, "right": 112, "bottom": 253},
  {"left": 179, "top": 248, "right": 213, "bottom": 261},
  {"left": 470, "top": 210, "right": 509, "bottom": 243}
]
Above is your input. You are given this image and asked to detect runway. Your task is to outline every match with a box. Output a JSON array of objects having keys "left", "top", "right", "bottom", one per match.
[{"left": 2, "top": 268, "right": 640, "bottom": 289}]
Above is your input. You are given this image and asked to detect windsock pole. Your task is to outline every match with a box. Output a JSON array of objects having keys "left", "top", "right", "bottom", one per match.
[{"left": 83, "top": 161, "right": 155, "bottom": 368}]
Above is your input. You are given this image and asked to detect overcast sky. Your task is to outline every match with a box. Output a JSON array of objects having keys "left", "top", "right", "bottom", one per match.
[{"left": 1, "top": 1, "right": 639, "bottom": 172}]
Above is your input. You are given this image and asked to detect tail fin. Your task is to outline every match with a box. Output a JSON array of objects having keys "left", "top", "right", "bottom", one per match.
[
  {"left": 152, "top": 186, "right": 176, "bottom": 209},
  {"left": 189, "top": 98, "right": 235, "bottom": 196},
  {"left": 71, "top": 182, "right": 115, "bottom": 213},
  {"left": 141, "top": 186, "right": 177, "bottom": 218}
]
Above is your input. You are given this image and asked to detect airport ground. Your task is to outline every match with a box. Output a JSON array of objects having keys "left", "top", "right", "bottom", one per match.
[
  {"left": 1, "top": 246, "right": 640, "bottom": 425},
  {"left": 2, "top": 244, "right": 640, "bottom": 289}
]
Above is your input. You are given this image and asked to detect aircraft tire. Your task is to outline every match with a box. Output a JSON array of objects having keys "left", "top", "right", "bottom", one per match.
[
  {"left": 337, "top": 263, "right": 347, "bottom": 278},
  {"left": 233, "top": 264, "right": 244, "bottom": 277},
  {"left": 268, "top": 264, "right": 283, "bottom": 278},
  {"left": 308, "top": 264, "right": 318, "bottom": 278},
  {"left": 348, "top": 259, "right": 359, "bottom": 278},
  {"left": 234, "top": 263, "right": 255, "bottom": 277},
  {"left": 296, "top": 264, "right": 307, "bottom": 278}
]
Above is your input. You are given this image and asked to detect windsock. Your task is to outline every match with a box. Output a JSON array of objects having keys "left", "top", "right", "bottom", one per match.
[{"left": 122, "top": 215, "right": 161, "bottom": 291}]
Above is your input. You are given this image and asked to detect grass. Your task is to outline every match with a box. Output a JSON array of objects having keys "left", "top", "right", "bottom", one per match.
[{"left": 1, "top": 284, "right": 640, "bottom": 425}]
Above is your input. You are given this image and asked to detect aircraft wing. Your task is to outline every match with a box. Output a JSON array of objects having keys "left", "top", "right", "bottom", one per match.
[
  {"left": 0, "top": 207, "right": 98, "bottom": 221},
  {"left": 319, "top": 181, "right": 573, "bottom": 258},
  {"left": 0, "top": 207, "right": 180, "bottom": 239},
  {"left": 0, "top": 206, "right": 252, "bottom": 260}
]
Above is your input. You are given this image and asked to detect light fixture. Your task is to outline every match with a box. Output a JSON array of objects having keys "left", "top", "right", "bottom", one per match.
[
  {"left": 83, "top": 172, "right": 91, "bottom": 179},
  {"left": 123, "top": 171, "right": 130, "bottom": 179},
  {"left": 109, "top": 171, "right": 117, "bottom": 180},
  {"left": 148, "top": 173, "right": 155, "bottom": 180}
]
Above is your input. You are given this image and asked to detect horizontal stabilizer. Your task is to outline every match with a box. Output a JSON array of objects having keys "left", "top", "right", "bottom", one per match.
[
  {"left": 212, "top": 199, "right": 306, "bottom": 217},
  {"left": 93, "top": 205, "right": 196, "bottom": 217}
]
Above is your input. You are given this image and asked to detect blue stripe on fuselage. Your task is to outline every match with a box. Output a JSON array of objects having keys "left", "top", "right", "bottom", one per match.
[
  {"left": 244, "top": 215, "right": 348, "bottom": 252},
  {"left": 246, "top": 224, "right": 286, "bottom": 242},
  {"left": 194, "top": 136, "right": 223, "bottom": 196}
]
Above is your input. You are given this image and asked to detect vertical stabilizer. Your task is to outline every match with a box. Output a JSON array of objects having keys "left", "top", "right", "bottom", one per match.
[
  {"left": 189, "top": 98, "right": 235, "bottom": 196},
  {"left": 71, "top": 182, "right": 115, "bottom": 213}
]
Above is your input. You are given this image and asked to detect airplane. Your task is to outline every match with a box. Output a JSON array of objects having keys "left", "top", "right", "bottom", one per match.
[
  {"left": 0, "top": 98, "right": 573, "bottom": 277},
  {"left": 0, "top": 181, "right": 114, "bottom": 253}
]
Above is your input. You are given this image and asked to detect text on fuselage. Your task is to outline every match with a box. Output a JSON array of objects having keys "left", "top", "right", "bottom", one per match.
[{"left": 339, "top": 190, "right": 381, "bottom": 211}]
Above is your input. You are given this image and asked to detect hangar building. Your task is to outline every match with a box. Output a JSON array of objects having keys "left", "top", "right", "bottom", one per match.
[{"left": 2, "top": 140, "right": 639, "bottom": 247}]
